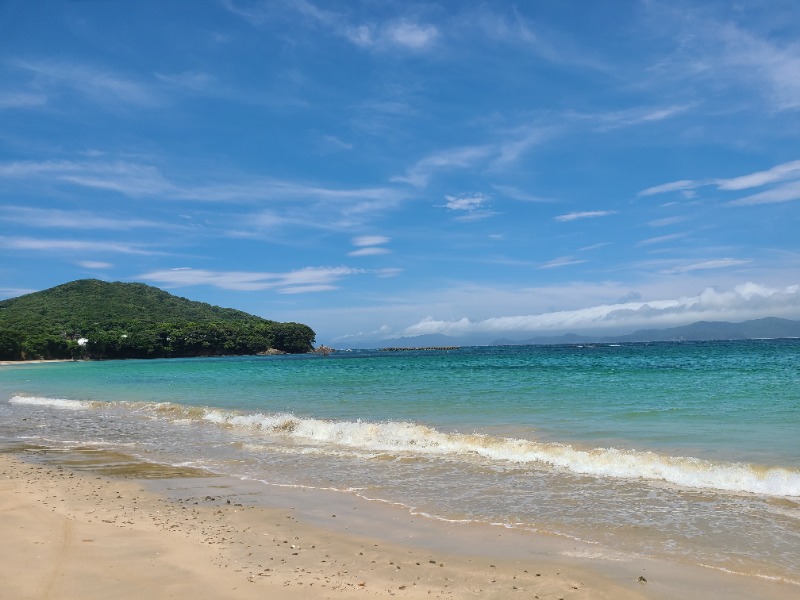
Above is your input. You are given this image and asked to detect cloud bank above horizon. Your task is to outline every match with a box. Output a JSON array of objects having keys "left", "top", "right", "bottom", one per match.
[{"left": 400, "top": 283, "right": 800, "bottom": 339}]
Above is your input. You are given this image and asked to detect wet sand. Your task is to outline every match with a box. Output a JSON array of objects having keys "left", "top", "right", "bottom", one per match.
[{"left": 0, "top": 448, "right": 796, "bottom": 600}]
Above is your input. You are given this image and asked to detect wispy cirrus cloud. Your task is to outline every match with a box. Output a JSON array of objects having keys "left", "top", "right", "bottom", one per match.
[
  {"left": 78, "top": 261, "right": 113, "bottom": 269},
  {"left": 641, "top": 3, "right": 800, "bottom": 112},
  {"left": 138, "top": 266, "right": 365, "bottom": 293},
  {"left": 0, "top": 91, "right": 47, "bottom": 109},
  {"left": 0, "top": 159, "right": 406, "bottom": 217},
  {"left": 662, "top": 258, "right": 751, "bottom": 274},
  {"left": 155, "top": 70, "right": 216, "bottom": 92},
  {"left": 394, "top": 103, "right": 689, "bottom": 189},
  {"left": 391, "top": 145, "right": 492, "bottom": 188},
  {"left": 537, "top": 256, "right": 587, "bottom": 270},
  {"left": 554, "top": 210, "right": 616, "bottom": 222},
  {"left": 352, "top": 235, "right": 390, "bottom": 247},
  {"left": 636, "top": 232, "right": 688, "bottom": 247},
  {"left": 710, "top": 20, "right": 800, "bottom": 111},
  {"left": 492, "top": 185, "right": 552, "bottom": 203},
  {"left": 453, "top": 4, "right": 608, "bottom": 71},
  {"left": 440, "top": 193, "right": 496, "bottom": 222},
  {"left": 0, "top": 206, "right": 170, "bottom": 230},
  {"left": 0, "top": 159, "right": 174, "bottom": 197},
  {"left": 717, "top": 159, "right": 800, "bottom": 191},
  {"left": 638, "top": 180, "right": 698, "bottom": 197},
  {"left": 348, "top": 247, "right": 390, "bottom": 257},
  {"left": 346, "top": 20, "right": 439, "bottom": 51},
  {"left": 647, "top": 215, "right": 689, "bottom": 227},
  {"left": 729, "top": 181, "right": 800, "bottom": 206},
  {"left": 637, "top": 159, "right": 800, "bottom": 206},
  {"left": 348, "top": 235, "right": 391, "bottom": 257},
  {"left": 0, "top": 236, "right": 157, "bottom": 255},
  {"left": 589, "top": 103, "right": 694, "bottom": 131},
  {"left": 15, "top": 59, "right": 160, "bottom": 108},
  {"left": 224, "top": 0, "right": 439, "bottom": 52}
]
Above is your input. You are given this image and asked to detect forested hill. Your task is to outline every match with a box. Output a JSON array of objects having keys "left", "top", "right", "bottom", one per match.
[{"left": 0, "top": 279, "right": 315, "bottom": 360}]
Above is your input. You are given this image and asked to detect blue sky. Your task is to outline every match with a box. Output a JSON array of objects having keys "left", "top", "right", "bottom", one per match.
[{"left": 2, "top": 0, "right": 800, "bottom": 346}]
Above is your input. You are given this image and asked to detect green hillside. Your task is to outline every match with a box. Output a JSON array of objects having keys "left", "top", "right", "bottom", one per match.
[{"left": 0, "top": 279, "right": 315, "bottom": 360}]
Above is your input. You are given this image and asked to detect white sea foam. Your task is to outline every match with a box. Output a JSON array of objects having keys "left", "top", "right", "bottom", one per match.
[
  {"left": 10, "top": 395, "right": 800, "bottom": 498},
  {"left": 9, "top": 395, "right": 91, "bottom": 411},
  {"left": 201, "top": 409, "right": 800, "bottom": 498}
]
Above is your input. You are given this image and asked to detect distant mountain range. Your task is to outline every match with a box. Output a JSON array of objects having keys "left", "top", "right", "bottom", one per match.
[{"left": 373, "top": 318, "right": 800, "bottom": 348}]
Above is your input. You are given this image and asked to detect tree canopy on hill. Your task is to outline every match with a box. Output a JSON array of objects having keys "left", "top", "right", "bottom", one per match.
[{"left": 0, "top": 279, "right": 316, "bottom": 360}]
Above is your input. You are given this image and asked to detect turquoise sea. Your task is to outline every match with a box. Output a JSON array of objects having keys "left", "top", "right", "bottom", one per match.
[{"left": 1, "top": 340, "right": 799, "bottom": 583}]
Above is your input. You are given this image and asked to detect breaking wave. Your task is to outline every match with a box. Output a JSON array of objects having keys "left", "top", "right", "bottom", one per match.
[
  {"left": 9, "top": 395, "right": 800, "bottom": 498},
  {"left": 9, "top": 395, "right": 93, "bottom": 411}
]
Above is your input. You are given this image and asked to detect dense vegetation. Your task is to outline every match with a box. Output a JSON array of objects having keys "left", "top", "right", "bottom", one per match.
[{"left": 0, "top": 279, "right": 315, "bottom": 360}]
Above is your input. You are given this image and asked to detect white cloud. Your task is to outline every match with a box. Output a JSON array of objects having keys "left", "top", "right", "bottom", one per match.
[
  {"left": 638, "top": 179, "right": 699, "bottom": 197},
  {"left": 728, "top": 180, "right": 800, "bottom": 206},
  {"left": 383, "top": 21, "right": 439, "bottom": 51},
  {"left": 349, "top": 235, "right": 391, "bottom": 257},
  {"left": 443, "top": 193, "right": 489, "bottom": 212},
  {"left": 340, "top": 14, "right": 440, "bottom": 52},
  {"left": 554, "top": 210, "right": 616, "bottom": 222},
  {"left": 348, "top": 247, "right": 390, "bottom": 257},
  {"left": 716, "top": 159, "right": 800, "bottom": 191},
  {"left": 402, "top": 283, "right": 800, "bottom": 336},
  {"left": 352, "top": 235, "right": 390, "bottom": 247},
  {"left": 440, "top": 193, "right": 496, "bottom": 221}
]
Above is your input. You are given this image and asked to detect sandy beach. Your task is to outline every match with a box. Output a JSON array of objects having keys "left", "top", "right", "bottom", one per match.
[{"left": 0, "top": 447, "right": 795, "bottom": 600}]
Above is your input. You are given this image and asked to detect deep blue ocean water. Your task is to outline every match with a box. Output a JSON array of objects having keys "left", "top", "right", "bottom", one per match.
[{"left": 2, "top": 340, "right": 799, "bottom": 582}]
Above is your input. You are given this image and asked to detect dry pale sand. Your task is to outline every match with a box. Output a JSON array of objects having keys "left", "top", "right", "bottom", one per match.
[{"left": 0, "top": 449, "right": 796, "bottom": 600}]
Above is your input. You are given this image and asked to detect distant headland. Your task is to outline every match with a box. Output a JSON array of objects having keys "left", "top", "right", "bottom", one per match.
[{"left": 0, "top": 279, "right": 316, "bottom": 361}]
